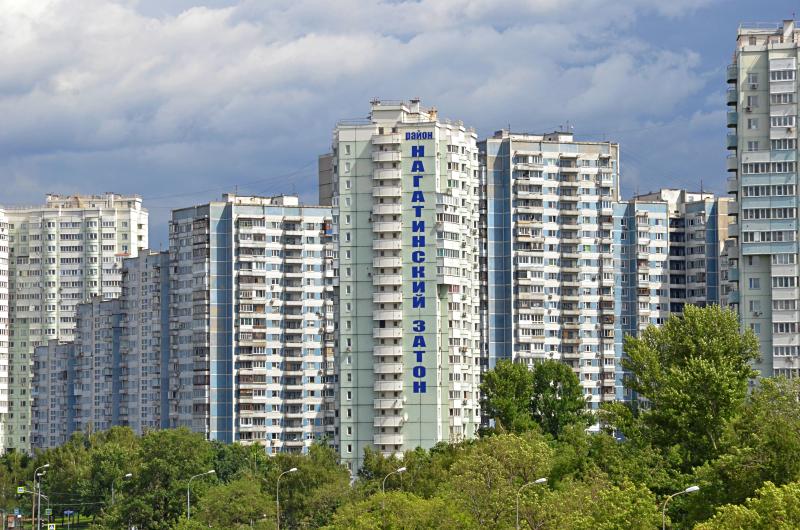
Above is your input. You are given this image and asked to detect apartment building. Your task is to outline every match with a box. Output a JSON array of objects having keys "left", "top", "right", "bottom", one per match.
[
  {"left": 633, "top": 189, "right": 732, "bottom": 312},
  {"left": 0, "top": 211, "right": 9, "bottom": 450},
  {"left": 4, "top": 193, "right": 147, "bottom": 452},
  {"left": 727, "top": 20, "right": 800, "bottom": 376},
  {"left": 323, "top": 99, "right": 482, "bottom": 470},
  {"left": 32, "top": 253, "right": 170, "bottom": 450},
  {"left": 120, "top": 251, "right": 170, "bottom": 433},
  {"left": 480, "top": 130, "right": 621, "bottom": 409},
  {"left": 169, "top": 194, "right": 336, "bottom": 453}
]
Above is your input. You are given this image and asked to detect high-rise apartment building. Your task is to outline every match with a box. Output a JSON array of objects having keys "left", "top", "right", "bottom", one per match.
[
  {"left": 169, "top": 194, "right": 336, "bottom": 453},
  {"left": 0, "top": 210, "right": 9, "bottom": 450},
  {"left": 120, "top": 251, "right": 171, "bottom": 433},
  {"left": 324, "top": 99, "right": 482, "bottom": 470},
  {"left": 32, "top": 253, "right": 170, "bottom": 450},
  {"left": 727, "top": 20, "right": 800, "bottom": 377},
  {"left": 633, "top": 189, "right": 732, "bottom": 312},
  {"left": 480, "top": 130, "right": 621, "bottom": 408},
  {"left": 4, "top": 193, "right": 147, "bottom": 452}
]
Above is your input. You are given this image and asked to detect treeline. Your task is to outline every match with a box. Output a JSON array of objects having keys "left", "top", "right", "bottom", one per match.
[{"left": 1, "top": 306, "right": 800, "bottom": 529}]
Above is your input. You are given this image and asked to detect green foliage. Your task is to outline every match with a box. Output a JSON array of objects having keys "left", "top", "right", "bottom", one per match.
[
  {"left": 192, "top": 475, "right": 274, "bottom": 529},
  {"left": 694, "top": 481, "right": 800, "bottom": 529},
  {"left": 622, "top": 305, "right": 759, "bottom": 467},
  {"left": 531, "top": 360, "right": 590, "bottom": 437},
  {"left": 323, "top": 491, "right": 476, "bottom": 530},
  {"left": 479, "top": 359, "right": 537, "bottom": 433}
]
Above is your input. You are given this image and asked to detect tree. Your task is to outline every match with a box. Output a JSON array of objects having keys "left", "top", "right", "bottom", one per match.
[
  {"left": 479, "top": 360, "right": 536, "bottom": 433},
  {"left": 689, "top": 377, "right": 800, "bottom": 523},
  {"left": 441, "top": 433, "right": 552, "bottom": 528},
  {"left": 622, "top": 305, "right": 759, "bottom": 467},
  {"left": 323, "top": 491, "right": 475, "bottom": 530},
  {"left": 694, "top": 481, "right": 800, "bottom": 529},
  {"left": 193, "top": 475, "right": 274, "bottom": 529},
  {"left": 530, "top": 360, "right": 589, "bottom": 437}
]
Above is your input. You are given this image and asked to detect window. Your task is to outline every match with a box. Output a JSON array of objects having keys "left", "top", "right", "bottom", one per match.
[
  {"left": 771, "top": 93, "right": 795, "bottom": 104},
  {"left": 747, "top": 140, "right": 759, "bottom": 152},
  {"left": 746, "top": 95, "right": 759, "bottom": 108},
  {"left": 770, "top": 70, "right": 795, "bottom": 81},
  {"left": 747, "top": 118, "right": 759, "bottom": 130},
  {"left": 770, "top": 115, "right": 795, "bottom": 127},
  {"left": 747, "top": 72, "right": 758, "bottom": 86},
  {"left": 749, "top": 278, "right": 760, "bottom": 290}
]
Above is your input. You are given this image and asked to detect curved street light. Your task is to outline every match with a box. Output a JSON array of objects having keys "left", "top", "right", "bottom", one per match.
[
  {"left": 276, "top": 467, "right": 298, "bottom": 530},
  {"left": 516, "top": 478, "right": 547, "bottom": 530},
  {"left": 111, "top": 472, "right": 133, "bottom": 505},
  {"left": 186, "top": 470, "right": 215, "bottom": 520},
  {"left": 662, "top": 485, "right": 699, "bottom": 530},
  {"left": 381, "top": 467, "right": 407, "bottom": 495}
]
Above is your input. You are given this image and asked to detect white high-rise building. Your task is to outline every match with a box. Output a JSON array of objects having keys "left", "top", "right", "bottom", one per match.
[
  {"left": 0, "top": 210, "right": 9, "bottom": 450},
  {"left": 323, "top": 99, "right": 483, "bottom": 471},
  {"left": 480, "top": 130, "right": 621, "bottom": 408},
  {"left": 169, "top": 194, "right": 336, "bottom": 453},
  {"left": 727, "top": 21, "right": 800, "bottom": 376},
  {"left": 3, "top": 193, "right": 148, "bottom": 452}
]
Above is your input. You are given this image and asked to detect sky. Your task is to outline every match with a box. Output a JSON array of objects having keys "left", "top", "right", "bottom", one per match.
[{"left": 1, "top": 0, "right": 797, "bottom": 246}]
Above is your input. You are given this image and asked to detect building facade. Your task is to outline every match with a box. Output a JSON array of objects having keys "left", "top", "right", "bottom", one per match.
[
  {"left": 633, "top": 189, "right": 732, "bottom": 312},
  {"left": 0, "top": 212, "right": 10, "bottom": 450},
  {"left": 4, "top": 193, "right": 147, "bottom": 452},
  {"left": 120, "top": 251, "right": 171, "bottom": 433},
  {"left": 324, "top": 99, "right": 482, "bottom": 470},
  {"left": 480, "top": 130, "right": 621, "bottom": 408},
  {"left": 169, "top": 194, "right": 336, "bottom": 453},
  {"left": 31, "top": 340, "right": 76, "bottom": 449},
  {"left": 727, "top": 20, "right": 800, "bottom": 377}
]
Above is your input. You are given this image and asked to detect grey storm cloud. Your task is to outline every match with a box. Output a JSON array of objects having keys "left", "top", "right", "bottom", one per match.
[{"left": 1, "top": 0, "right": 722, "bottom": 244}]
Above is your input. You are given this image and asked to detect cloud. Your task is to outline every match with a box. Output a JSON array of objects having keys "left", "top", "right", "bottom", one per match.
[{"left": 0, "top": 0, "right": 721, "bottom": 243}]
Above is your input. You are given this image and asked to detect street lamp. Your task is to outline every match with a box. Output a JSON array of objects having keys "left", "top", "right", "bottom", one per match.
[
  {"left": 662, "top": 485, "right": 699, "bottom": 530},
  {"left": 111, "top": 473, "right": 133, "bottom": 505},
  {"left": 186, "top": 470, "right": 215, "bottom": 520},
  {"left": 516, "top": 478, "right": 547, "bottom": 530},
  {"left": 381, "top": 467, "right": 407, "bottom": 495},
  {"left": 276, "top": 468, "right": 298, "bottom": 530},
  {"left": 32, "top": 464, "right": 50, "bottom": 530}
]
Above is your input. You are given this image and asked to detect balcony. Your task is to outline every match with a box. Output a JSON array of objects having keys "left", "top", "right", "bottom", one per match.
[
  {"left": 373, "top": 433, "right": 404, "bottom": 446},
  {"left": 727, "top": 176, "right": 738, "bottom": 194},
  {"left": 726, "top": 155, "right": 738, "bottom": 172},
  {"left": 374, "top": 398, "right": 404, "bottom": 409},
  {"left": 374, "top": 168, "right": 402, "bottom": 180},
  {"left": 726, "top": 88, "right": 738, "bottom": 106},
  {"left": 373, "top": 327, "right": 403, "bottom": 339},
  {"left": 373, "top": 292, "right": 402, "bottom": 304},
  {"left": 726, "top": 64, "right": 737, "bottom": 83},
  {"left": 373, "top": 222, "right": 402, "bottom": 233},
  {"left": 373, "top": 345, "right": 403, "bottom": 357},
  {"left": 373, "top": 310, "right": 403, "bottom": 321},
  {"left": 727, "top": 110, "right": 738, "bottom": 128},
  {"left": 374, "top": 362, "right": 404, "bottom": 374},
  {"left": 372, "top": 151, "right": 401, "bottom": 163},
  {"left": 373, "top": 133, "right": 402, "bottom": 145},
  {"left": 372, "top": 203, "right": 402, "bottom": 215},
  {"left": 373, "top": 274, "right": 402, "bottom": 286},
  {"left": 374, "top": 416, "right": 404, "bottom": 428},
  {"left": 373, "top": 257, "right": 402, "bottom": 268},
  {"left": 373, "top": 186, "right": 402, "bottom": 198},
  {"left": 373, "top": 239, "right": 402, "bottom": 251},
  {"left": 726, "top": 134, "right": 738, "bottom": 150},
  {"left": 374, "top": 380, "right": 403, "bottom": 392}
]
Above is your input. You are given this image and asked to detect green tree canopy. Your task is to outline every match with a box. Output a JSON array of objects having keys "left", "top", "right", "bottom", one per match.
[
  {"left": 479, "top": 359, "right": 537, "bottom": 433},
  {"left": 694, "top": 481, "right": 800, "bottom": 530},
  {"left": 622, "top": 305, "right": 759, "bottom": 467},
  {"left": 531, "top": 359, "right": 589, "bottom": 437}
]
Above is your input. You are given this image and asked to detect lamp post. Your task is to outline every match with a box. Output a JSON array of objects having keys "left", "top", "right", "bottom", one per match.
[
  {"left": 186, "top": 470, "right": 215, "bottom": 520},
  {"left": 276, "top": 468, "right": 297, "bottom": 530},
  {"left": 36, "top": 470, "right": 48, "bottom": 530},
  {"left": 516, "top": 477, "right": 547, "bottom": 530},
  {"left": 111, "top": 473, "right": 133, "bottom": 505},
  {"left": 662, "top": 485, "right": 699, "bottom": 530},
  {"left": 31, "top": 464, "right": 49, "bottom": 530},
  {"left": 381, "top": 467, "right": 407, "bottom": 495}
]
